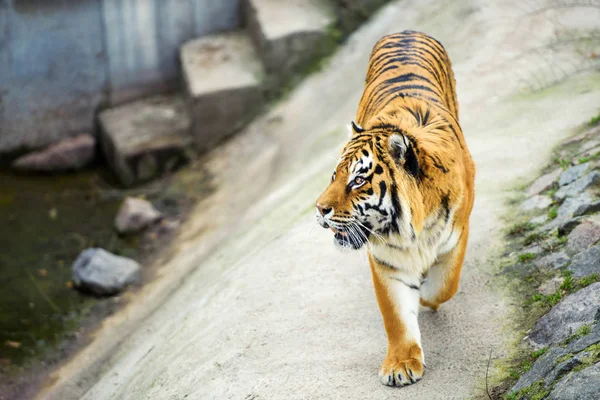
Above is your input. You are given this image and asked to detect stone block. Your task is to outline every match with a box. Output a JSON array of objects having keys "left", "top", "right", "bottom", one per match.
[
  {"left": 181, "top": 32, "right": 265, "bottom": 153},
  {"left": 244, "top": 0, "right": 335, "bottom": 85},
  {"left": 99, "top": 94, "right": 192, "bottom": 187}
]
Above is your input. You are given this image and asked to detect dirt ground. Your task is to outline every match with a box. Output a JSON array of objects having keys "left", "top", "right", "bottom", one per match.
[{"left": 38, "top": 0, "right": 600, "bottom": 399}]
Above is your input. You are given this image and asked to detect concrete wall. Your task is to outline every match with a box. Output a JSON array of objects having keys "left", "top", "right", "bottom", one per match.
[{"left": 0, "top": 0, "right": 239, "bottom": 158}]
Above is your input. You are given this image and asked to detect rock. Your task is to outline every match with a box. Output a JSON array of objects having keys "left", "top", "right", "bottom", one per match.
[
  {"left": 547, "top": 363, "right": 600, "bottom": 400},
  {"left": 114, "top": 197, "right": 162, "bottom": 235},
  {"left": 543, "top": 352, "right": 585, "bottom": 387},
  {"left": 531, "top": 214, "right": 549, "bottom": 225},
  {"left": 181, "top": 32, "right": 265, "bottom": 154},
  {"left": 72, "top": 248, "right": 140, "bottom": 296},
  {"left": 520, "top": 195, "right": 553, "bottom": 211},
  {"left": 529, "top": 283, "right": 600, "bottom": 347},
  {"left": 568, "top": 324, "right": 600, "bottom": 353},
  {"left": 538, "top": 277, "right": 565, "bottom": 295},
  {"left": 11, "top": 134, "right": 95, "bottom": 172},
  {"left": 574, "top": 199, "right": 600, "bottom": 217},
  {"left": 558, "top": 192, "right": 595, "bottom": 219},
  {"left": 568, "top": 245, "right": 600, "bottom": 278},
  {"left": 510, "top": 347, "right": 568, "bottom": 393},
  {"left": 534, "top": 252, "right": 570, "bottom": 270},
  {"left": 527, "top": 168, "right": 561, "bottom": 196},
  {"left": 558, "top": 218, "right": 584, "bottom": 236},
  {"left": 558, "top": 163, "right": 589, "bottom": 186},
  {"left": 244, "top": 0, "right": 335, "bottom": 85},
  {"left": 98, "top": 94, "right": 192, "bottom": 187},
  {"left": 566, "top": 221, "right": 600, "bottom": 253},
  {"left": 554, "top": 171, "right": 600, "bottom": 200}
]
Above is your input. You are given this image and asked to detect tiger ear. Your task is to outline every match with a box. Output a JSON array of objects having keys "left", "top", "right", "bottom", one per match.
[
  {"left": 388, "top": 134, "right": 419, "bottom": 177},
  {"left": 347, "top": 121, "right": 365, "bottom": 137},
  {"left": 388, "top": 134, "right": 410, "bottom": 160}
]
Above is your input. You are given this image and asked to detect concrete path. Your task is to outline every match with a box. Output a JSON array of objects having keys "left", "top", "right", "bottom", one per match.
[{"left": 40, "top": 1, "right": 600, "bottom": 399}]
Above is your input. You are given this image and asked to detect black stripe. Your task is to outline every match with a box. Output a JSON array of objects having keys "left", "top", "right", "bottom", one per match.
[
  {"left": 391, "top": 277, "right": 421, "bottom": 291},
  {"left": 373, "top": 256, "right": 399, "bottom": 271}
]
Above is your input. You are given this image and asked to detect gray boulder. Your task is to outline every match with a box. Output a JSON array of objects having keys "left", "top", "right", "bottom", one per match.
[
  {"left": 554, "top": 171, "right": 600, "bottom": 200},
  {"left": 510, "top": 347, "right": 569, "bottom": 393},
  {"left": 529, "top": 283, "right": 600, "bottom": 347},
  {"left": 114, "top": 197, "right": 162, "bottom": 235},
  {"left": 574, "top": 199, "right": 600, "bottom": 217},
  {"left": 11, "top": 134, "right": 95, "bottom": 172},
  {"left": 547, "top": 363, "right": 600, "bottom": 400},
  {"left": 558, "top": 163, "right": 589, "bottom": 186},
  {"left": 558, "top": 192, "right": 595, "bottom": 219},
  {"left": 538, "top": 277, "right": 565, "bottom": 295},
  {"left": 520, "top": 195, "right": 553, "bottom": 211},
  {"left": 534, "top": 252, "right": 570, "bottom": 270},
  {"left": 566, "top": 221, "right": 600, "bottom": 253},
  {"left": 72, "top": 248, "right": 141, "bottom": 296},
  {"left": 527, "top": 168, "right": 561, "bottom": 196},
  {"left": 568, "top": 245, "right": 600, "bottom": 278}
]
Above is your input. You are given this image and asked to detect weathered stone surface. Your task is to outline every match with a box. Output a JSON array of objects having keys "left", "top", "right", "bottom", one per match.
[
  {"left": 114, "top": 197, "right": 162, "bottom": 235},
  {"left": 245, "top": 0, "right": 335, "bottom": 84},
  {"left": 181, "top": 32, "right": 265, "bottom": 154},
  {"left": 568, "top": 324, "right": 600, "bottom": 353},
  {"left": 543, "top": 352, "right": 584, "bottom": 387},
  {"left": 99, "top": 94, "right": 192, "bottom": 187},
  {"left": 555, "top": 171, "right": 600, "bottom": 200},
  {"left": 558, "top": 192, "right": 595, "bottom": 219},
  {"left": 574, "top": 199, "right": 600, "bottom": 217},
  {"left": 558, "top": 163, "right": 589, "bottom": 186},
  {"left": 558, "top": 217, "right": 584, "bottom": 236},
  {"left": 72, "top": 248, "right": 141, "bottom": 296},
  {"left": 529, "top": 283, "right": 600, "bottom": 347},
  {"left": 520, "top": 195, "right": 553, "bottom": 211},
  {"left": 566, "top": 221, "right": 600, "bottom": 253},
  {"left": 11, "top": 134, "right": 95, "bottom": 172},
  {"left": 547, "top": 363, "right": 600, "bottom": 400},
  {"left": 534, "top": 252, "right": 570, "bottom": 270},
  {"left": 538, "top": 277, "right": 565, "bottom": 295},
  {"left": 527, "top": 168, "right": 561, "bottom": 196},
  {"left": 568, "top": 245, "right": 600, "bottom": 278},
  {"left": 510, "top": 347, "right": 568, "bottom": 393}
]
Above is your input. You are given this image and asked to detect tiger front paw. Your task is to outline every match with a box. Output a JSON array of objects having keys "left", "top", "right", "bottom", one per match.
[{"left": 378, "top": 355, "right": 424, "bottom": 387}]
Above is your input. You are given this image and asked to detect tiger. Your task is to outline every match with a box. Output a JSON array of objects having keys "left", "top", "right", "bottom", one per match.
[{"left": 315, "top": 31, "right": 475, "bottom": 387}]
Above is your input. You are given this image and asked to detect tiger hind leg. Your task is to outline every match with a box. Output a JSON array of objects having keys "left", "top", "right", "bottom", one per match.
[{"left": 420, "top": 225, "right": 469, "bottom": 311}]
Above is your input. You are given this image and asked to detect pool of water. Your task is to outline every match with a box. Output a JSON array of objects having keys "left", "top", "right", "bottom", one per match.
[{"left": 0, "top": 167, "right": 203, "bottom": 371}]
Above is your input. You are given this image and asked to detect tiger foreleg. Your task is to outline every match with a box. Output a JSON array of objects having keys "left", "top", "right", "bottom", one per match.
[
  {"left": 369, "top": 255, "right": 424, "bottom": 387},
  {"left": 420, "top": 226, "right": 469, "bottom": 310}
]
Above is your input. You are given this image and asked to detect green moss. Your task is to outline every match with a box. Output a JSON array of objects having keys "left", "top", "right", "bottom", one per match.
[
  {"left": 505, "top": 380, "right": 550, "bottom": 400},
  {"left": 547, "top": 206, "right": 558, "bottom": 220},
  {"left": 589, "top": 111, "right": 600, "bottom": 127},
  {"left": 555, "top": 353, "right": 574, "bottom": 365},
  {"left": 523, "top": 231, "right": 549, "bottom": 246},
  {"left": 508, "top": 222, "right": 536, "bottom": 236},
  {"left": 577, "top": 273, "right": 600, "bottom": 288},
  {"left": 518, "top": 253, "right": 537, "bottom": 262}
]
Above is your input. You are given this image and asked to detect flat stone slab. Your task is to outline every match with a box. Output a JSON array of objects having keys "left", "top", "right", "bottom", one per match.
[
  {"left": 568, "top": 245, "right": 600, "bottom": 278},
  {"left": 181, "top": 31, "right": 265, "bottom": 153},
  {"left": 245, "top": 0, "right": 335, "bottom": 81},
  {"left": 99, "top": 94, "right": 192, "bottom": 187},
  {"left": 529, "top": 283, "right": 600, "bottom": 347},
  {"left": 547, "top": 363, "right": 600, "bottom": 400},
  {"left": 527, "top": 168, "right": 561, "bottom": 196}
]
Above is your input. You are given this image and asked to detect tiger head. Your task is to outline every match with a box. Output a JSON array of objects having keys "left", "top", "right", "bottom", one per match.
[{"left": 315, "top": 121, "right": 421, "bottom": 250}]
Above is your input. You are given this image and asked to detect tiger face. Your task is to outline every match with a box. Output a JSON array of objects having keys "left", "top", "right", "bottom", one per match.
[{"left": 316, "top": 124, "right": 417, "bottom": 250}]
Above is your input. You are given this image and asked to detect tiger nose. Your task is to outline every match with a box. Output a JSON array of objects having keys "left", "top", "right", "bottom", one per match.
[{"left": 316, "top": 204, "right": 333, "bottom": 217}]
